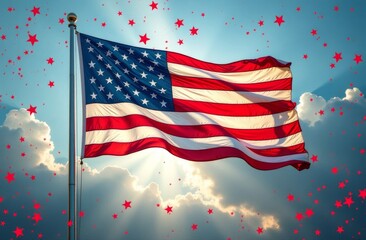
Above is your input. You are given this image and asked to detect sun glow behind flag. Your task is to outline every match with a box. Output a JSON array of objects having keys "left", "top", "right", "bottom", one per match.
[{"left": 77, "top": 32, "right": 310, "bottom": 171}]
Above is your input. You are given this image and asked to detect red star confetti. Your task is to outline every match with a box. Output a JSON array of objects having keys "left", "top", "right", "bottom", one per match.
[
  {"left": 353, "top": 54, "right": 362, "bottom": 64},
  {"left": 46, "top": 57, "right": 54, "bottom": 65},
  {"left": 128, "top": 19, "right": 135, "bottom": 26},
  {"left": 333, "top": 52, "right": 343, "bottom": 62},
  {"left": 274, "top": 15, "right": 285, "bottom": 26},
  {"left": 149, "top": 1, "right": 158, "bottom": 10},
  {"left": 337, "top": 226, "right": 344, "bottom": 234},
  {"left": 256, "top": 227, "right": 264, "bottom": 234},
  {"left": 27, "top": 105, "right": 37, "bottom": 115},
  {"left": 139, "top": 33, "right": 150, "bottom": 44},
  {"left": 175, "top": 19, "right": 184, "bottom": 28},
  {"left": 358, "top": 189, "right": 366, "bottom": 200},
  {"left": 30, "top": 6, "right": 40, "bottom": 16},
  {"left": 191, "top": 224, "right": 198, "bottom": 231},
  {"left": 165, "top": 205, "right": 173, "bottom": 214},
  {"left": 27, "top": 33, "right": 39, "bottom": 46},
  {"left": 5, "top": 172, "right": 15, "bottom": 183},
  {"left": 48, "top": 81, "right": 55, "bottom": 87},
  {"left": 13, "top": 227, "right": 24, "bottom": 238},
  {"left": 189, "top": 26, "right": 199, "bottom": 35},
  {"left": 122, "top": 200, "right": 132, "bottom": 209},
  {"left": 32, "top": 213, "right": 43, "bottom": 223}
]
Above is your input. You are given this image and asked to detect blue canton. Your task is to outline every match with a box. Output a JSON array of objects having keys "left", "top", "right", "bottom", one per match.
[{"left": 79, "top": 33, "right": 174, "bottom": 111}]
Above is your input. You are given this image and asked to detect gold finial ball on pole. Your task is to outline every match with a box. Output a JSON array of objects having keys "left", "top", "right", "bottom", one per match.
[{"left": 67, "top": 12, "right": 78, "bottom": 25}]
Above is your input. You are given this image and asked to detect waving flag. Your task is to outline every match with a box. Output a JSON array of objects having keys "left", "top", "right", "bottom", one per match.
[{"left": 77, "top": 32, "right": 310, "bottom": 171}]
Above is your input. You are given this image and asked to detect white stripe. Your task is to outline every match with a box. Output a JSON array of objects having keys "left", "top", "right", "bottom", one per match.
[
  {"left": 173, "top": 87, "right": 291, "bottom": 103},
  {"left": 167, "top": 63, "right": 292, "bottom": 84},
  {"left": 84, "top": 127, "right": 307, "bottom": 163},
  {"left": 242, "top": 132, "right": 304, "bottom": 149},
  {"left": 86, "top": 103, "right": 299, "bottom": 129}
]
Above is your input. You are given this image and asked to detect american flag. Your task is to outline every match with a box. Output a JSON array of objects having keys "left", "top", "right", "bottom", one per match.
[{"left": 78, "top": 32, "right": 310, "bottom": 171}]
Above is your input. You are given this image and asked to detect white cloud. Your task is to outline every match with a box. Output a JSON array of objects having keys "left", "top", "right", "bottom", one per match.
[
  {"left": 297, "top": 87, "right": 365, "bottom": 126},
  {"left": 3, "top": 108, "right": 65, "bottom": 172}
]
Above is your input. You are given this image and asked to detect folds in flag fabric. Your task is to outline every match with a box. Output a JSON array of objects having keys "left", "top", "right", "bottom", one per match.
[{"left": 77, "top": 32, "right": 310, "bottom": 171}]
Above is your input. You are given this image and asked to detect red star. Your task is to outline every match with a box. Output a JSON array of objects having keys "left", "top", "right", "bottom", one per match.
[
  {"left": 165, "top": 205, "right": 173, "bottom": 214},
  {"left": 258, "top": 20, "right": 264, "bottom": 26},
  {"left": 117, "top": 11, "right": 123, "bottom": 16},
  {"left": 112, "top": 213, "right": 118, "bottom": 219},
  {"left": 207, "top": 209, "right": 213, "bottom": 214},
  {"left": 175, "top": 19, "right": 184, "bottom": 28},
  {"left": 128, "top": 19, "right": 135, "bottom": 26},
  {"left": 189, "top": 26, "right": 199, "bottom": 35},
  {"left": 101, "top": 22, "right": 106, "bottom": 27},
  {"left": 256, "top": 227, "right": 263, "bottom": 234},
  {"left": 34, "top": 203, "right": 41, "bottom": 210},
  {"left": 295, "top": 212, "right": 303, "bottom": 221},
  {"left": 13, "top": 227, "right": 24, "bottom": 238},
  {"left": 330, "top": 63, "right": 335, "bottom": 68},
  {"left": 47, "top": 57, "right": 54, "bottom": 65},
  {"left": 79, "top": 211, "right": 85, "bottom": 217},
  {"left": 310, "top": 29, "right": 317, "bottom": 36},
  {"left": 335, "top": 200, "right": 343, "bottom": 208},
  {"left": 1, "top": 34, "right": 6, "bottom": 40},
  {"left": 48, "top": 81, "right": 55, "bottom": 87},
  {"left": 310, "top": 155, "right": 318, "bottom": 162},
  {"left": 177, "top": 39, "right": 184, "bottom": 45},
  {"left": 191, "top": 223, "right": 198, "bottom": 231},
  {"left": 31, "top": 6, "right": 40, "bottom": 16},
  {"left": 337, "top": 226, "right": 344, "bottom": 234},
  {"left": 287, "top": 194, "right": 295, "bottom": 201},
  {"left": 31, "top": 175, "right": 36, "bottom": 181},
  {"left": 305, "top": 208, "right": 314, "bottom": 218},
  {"left": 37, "top": 233, "right": 43, "bottom": 239},
  {"left": 27, "top": 33, "right": 39, "bottom": 46},
  {"left": 333, "top": 52, "right": 343, "bottom": 62},
  {"left": 318, "top": 110, "right": 324, "bottom": 115},
  {"left": 338, "top": 182, "right": 346, "bottom": 189},
  {"left": 32, "top": 213, "right": 42, "bottom": 223},
  {"left": 149, "top": 1, "right": 158, "bottom": 10},
  {"left": 358, "top": 189, "right": 366, "bottom": 200},
  {"left": 27, "top": 105, "right": 37, "bottom": 115},
  {"left": 5, "top": 172, "right": 15, "bottom": 183},
  {"left": 122, "top": 200, "right": 132, "bottom": 209},
  {"left": 296, "top": 7, "right": 301, "bottom": 11},
  {"left": 67, "top": 220, "right": 73, "bottom": 227},
  {"left": 343, "top": 196, "right": 354, "bottom": 207},
  {"left": 58, "top": 18, "right": 65, "bottom": 24},
  {"left": 139, "top": 33, "right": 150, "bottom": 44},
  {"left": 354, "top": 54, "right": 363, "bottom": 64},
  {"left": 19, "top": 137, "right": 25, "bottom": 142},
  {"left": 315, "top": 229, "right": 321, "bottom": 236},
  {"left": 274, "top": 15, "right": 285, "bottom": 26}
]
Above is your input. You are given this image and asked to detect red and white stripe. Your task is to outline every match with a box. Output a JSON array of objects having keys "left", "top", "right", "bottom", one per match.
[{"left": 83, "top": 54, "right": 310, "bottom": 171}]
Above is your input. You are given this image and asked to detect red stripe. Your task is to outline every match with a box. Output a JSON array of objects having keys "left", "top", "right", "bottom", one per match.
[
  {"left": 171, "top": 75, "right": 292, "bottom": 91},
  {"left": 247, "top": 143, "right": 307, "bottom": 157},
  {"left": 167, "top": 53, "right": 291, "bottom": 73},
  {"left": 86, "top": 115, "right": 303, "bottom": 140},
  {"left": 173, "top": 99, "right": 296, "bottom": 116},
  {"left": 84, "top": 139, "right": 310, "bottom": 171}
]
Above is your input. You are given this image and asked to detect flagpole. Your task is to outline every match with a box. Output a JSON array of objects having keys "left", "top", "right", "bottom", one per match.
[{"left": 67, "top": 12, "right": 77, "bottom": 240}]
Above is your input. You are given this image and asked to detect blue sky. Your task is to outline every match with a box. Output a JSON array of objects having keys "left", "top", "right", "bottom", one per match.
[{"left": 0, "top": 0, "right": 365, "bottom": 239}]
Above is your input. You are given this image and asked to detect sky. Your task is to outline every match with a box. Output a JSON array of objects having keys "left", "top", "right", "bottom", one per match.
[{"left": 0, "top": 0, "right": 365, "bottom": 239}]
